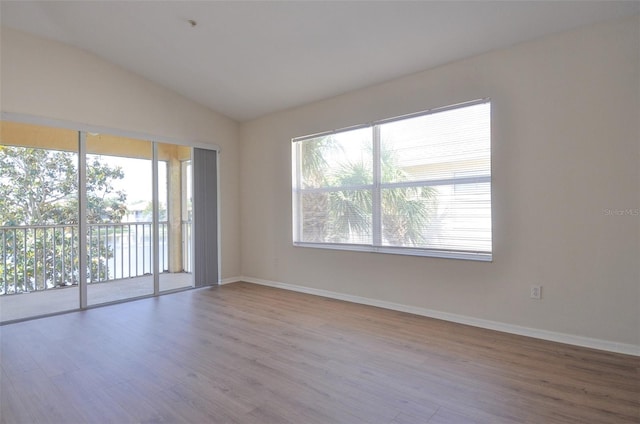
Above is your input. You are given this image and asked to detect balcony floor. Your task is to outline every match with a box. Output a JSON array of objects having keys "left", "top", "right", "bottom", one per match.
[{"left": 0, "top": 272, "right": 192, "bottom": 323}]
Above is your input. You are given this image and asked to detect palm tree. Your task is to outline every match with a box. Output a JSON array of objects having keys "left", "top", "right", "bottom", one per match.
[
  {"left": 328, "top": 154, "right": 435, "bottom": 246},
  {"left": 379, "top": 148, "right": 435, "bottom": 246},
  {"left": 327, "top": 161, "right": 372, "bottom": 243},
  {"left": 299, "top": 137, "right": 333, "bottom": 243},
  {"left": 299, "top": 136, "right": 436, "bottom": 247}
]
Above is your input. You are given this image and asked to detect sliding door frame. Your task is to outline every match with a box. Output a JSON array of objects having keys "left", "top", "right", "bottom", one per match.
[
  {"left": 152, "top": 142, "right": 160, "bottom": 295},
  {"left": 78, "top": 131, "right": 88, "bottom": 308},
  {"left": 1, "top": 112, "right": 221, "bottom": 313}
]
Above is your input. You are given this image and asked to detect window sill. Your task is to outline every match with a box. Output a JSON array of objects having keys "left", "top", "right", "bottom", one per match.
[{"left": 293, "top": 242, "right": 492, "bottom": 262}]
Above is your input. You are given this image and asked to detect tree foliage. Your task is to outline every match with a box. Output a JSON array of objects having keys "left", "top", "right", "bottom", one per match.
[
  {"left": 300, "top": 136, "right": 436, "bottom": 246},
  {"left": 0, "top": 146, "right": 127, "bottom": 294},
  {"left": 0, "top": 147, "right": 126, "bottom": 226}
]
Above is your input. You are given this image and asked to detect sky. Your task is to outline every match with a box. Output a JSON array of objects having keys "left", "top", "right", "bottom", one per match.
[{"left": 92, "top": 155, "right": 168, "bottom": 208}]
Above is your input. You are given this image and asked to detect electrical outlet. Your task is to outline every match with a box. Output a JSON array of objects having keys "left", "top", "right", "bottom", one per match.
[{"left": 530, "top": 285, "right": 542, "bottom": 300}]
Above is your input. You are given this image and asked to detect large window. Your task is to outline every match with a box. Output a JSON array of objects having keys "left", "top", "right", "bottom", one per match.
[{"left": 292, "top": 99, "right": 492, "bottom": 261}]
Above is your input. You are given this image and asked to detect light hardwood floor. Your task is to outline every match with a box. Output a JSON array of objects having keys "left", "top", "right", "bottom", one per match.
[{"left": 1, "top": 282, "right": 638, "bottom": 423}]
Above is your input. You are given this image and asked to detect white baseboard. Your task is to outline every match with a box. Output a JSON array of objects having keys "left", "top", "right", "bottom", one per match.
[
  {"left": 219, "top": 276, "right": 242, "bottom": 285},
  {"left": 238, "top": 276, "right": 640, "bottom": 357}
]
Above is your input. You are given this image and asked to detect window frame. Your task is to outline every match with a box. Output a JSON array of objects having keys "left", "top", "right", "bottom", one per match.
[{"left": 292, "top": 98, "right": 492, "bottom": 262}]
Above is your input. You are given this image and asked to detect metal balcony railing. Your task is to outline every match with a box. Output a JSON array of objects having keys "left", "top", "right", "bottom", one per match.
[{"left": 0, "top": 221, "right": 192, "bottom": 295}]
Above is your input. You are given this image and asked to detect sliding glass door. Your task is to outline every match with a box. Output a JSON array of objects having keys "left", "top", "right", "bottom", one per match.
[
  {"left": 85, "top": 134, "right": 155, "bottom": 305},
  {"left": 158, "top": 143, "right": 193, "bottom": 292},
  {"left": 0, "top": 122, "right": 80, "bottom": 321},
  {"left": 0, "top": 121, "right": 209, "bottom": 322}
]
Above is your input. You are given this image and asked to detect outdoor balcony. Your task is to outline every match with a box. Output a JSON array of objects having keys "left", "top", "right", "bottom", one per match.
[{"left": 0, "top": 221, "right": 193, "bottom": 323}]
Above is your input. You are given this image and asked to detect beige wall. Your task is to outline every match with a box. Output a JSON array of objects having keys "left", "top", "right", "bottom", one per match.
[
  {"left": 0, "top": 27, "right": 241, "bottom": 280},
  {"left": 240, "top": 16, "right": 640, "bottom": 348}
]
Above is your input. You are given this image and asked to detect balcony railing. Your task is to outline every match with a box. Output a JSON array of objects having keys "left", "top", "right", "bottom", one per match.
[{"left": 0, "top": 221, "right": 192, "bottom": 295}]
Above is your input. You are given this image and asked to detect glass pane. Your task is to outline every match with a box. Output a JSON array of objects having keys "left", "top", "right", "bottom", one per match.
[
  {"left": 0, "top": 121, "right": 80, "bottom": 322},
  {"left": 158, "top": 143, "right": 193, "bottom": 292},
  {"left": 381, "top": 183, "right": 491, "bottom": 252},
  {"left": 300, "top": 189, "right": 372, "bottom": 244},
  {"left": 380, "top": 103, "right": 490, "bottom": 183},
  {"left": 86, "top": 134, "right": 154, "bottom": 305},
  {"left": 299, "top": 127, "right": 372, "bottom": 189},
  {"left": 380, "top": 186, "right": 437, "bottom": 248}
]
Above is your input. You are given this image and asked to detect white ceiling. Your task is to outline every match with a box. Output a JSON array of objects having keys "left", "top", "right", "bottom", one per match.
[{"left": 1, "top": 1, "right": 639, "bottom": 122}]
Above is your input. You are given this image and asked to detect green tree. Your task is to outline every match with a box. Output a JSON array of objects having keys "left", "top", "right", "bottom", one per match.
[
  {"left": 0, "top": 146, "right": 127, "bottom": 293},
  {"left": 379, "top": 148, "right": 435, "bottom": 246},
  {"left": 299, "top": 136, "right": 335, "bottom": 242},
  {"left": 300, "top": 136, "right": 435, "bottom": 246},
  {"left": 327, "top": 161, "right": 372, "bottom": 242}
]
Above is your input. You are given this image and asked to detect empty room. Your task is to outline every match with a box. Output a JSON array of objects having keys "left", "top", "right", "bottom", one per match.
[{"left": 0, "top": 1, "right": 638, "bottom": 423}]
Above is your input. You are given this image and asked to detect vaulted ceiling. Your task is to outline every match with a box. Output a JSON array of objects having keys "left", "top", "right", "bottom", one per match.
[{"left": 2, "top": 1, "right": 639, "bottom": 122}]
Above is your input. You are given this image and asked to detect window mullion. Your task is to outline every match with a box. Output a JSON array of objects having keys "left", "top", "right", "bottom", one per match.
[
  {"left": 372, "top": 125, "right": 382, "bottom": 246},
  {"left": 380, "top": 175, "right": 491, "bottom": 190},
  {"left": 292, "top": 142, "right": 302, "bottom": 243},
  {"left": 152, "top": 142, "right": 159, "bottom": 295}
]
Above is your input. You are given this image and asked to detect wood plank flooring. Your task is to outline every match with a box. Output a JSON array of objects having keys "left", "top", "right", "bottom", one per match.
[{"left": 1, "top": 282, "right": 638, "bottom": 423}]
